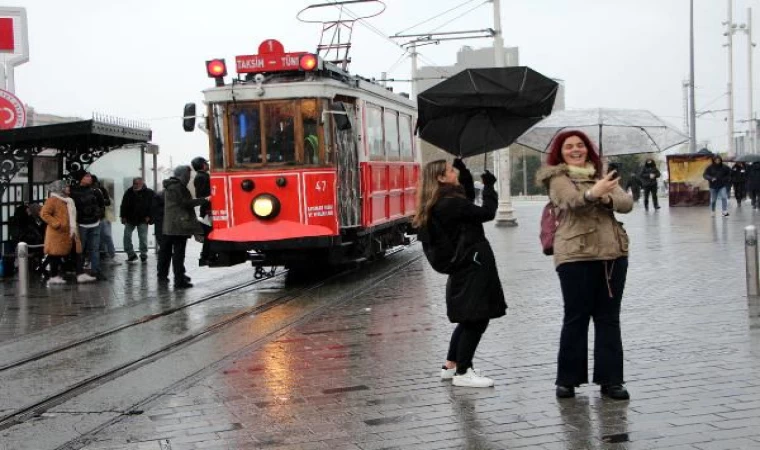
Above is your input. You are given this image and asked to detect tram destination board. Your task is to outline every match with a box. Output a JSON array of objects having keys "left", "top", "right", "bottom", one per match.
[{"left": 236, "top": 52, "right": 306, "bottom": 73}]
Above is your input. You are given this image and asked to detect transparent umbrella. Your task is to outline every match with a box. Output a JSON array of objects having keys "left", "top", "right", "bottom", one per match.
[{"left": 515, "top": 108, "right": 689, "bottom": 156}]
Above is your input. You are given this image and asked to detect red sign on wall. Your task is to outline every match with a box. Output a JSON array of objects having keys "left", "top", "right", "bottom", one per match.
[
  {"left": 0, "top": 89, "right": 25, "bottom": 129},
  {"left": 0, "top": 18, "right": 14, "bottom": 52}
]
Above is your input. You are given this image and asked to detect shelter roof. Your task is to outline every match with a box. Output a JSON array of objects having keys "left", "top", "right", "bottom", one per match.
[{"left": 0, "top": 120, "right": 152, "bottom": 151}]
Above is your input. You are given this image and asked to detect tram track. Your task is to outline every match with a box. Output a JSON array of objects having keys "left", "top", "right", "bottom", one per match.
[
  {"left": 0, "top": 269, "right": 289, "bottom": 373},
  {"left": 0, "top": 245, "right": 417, "bottom": 437}
]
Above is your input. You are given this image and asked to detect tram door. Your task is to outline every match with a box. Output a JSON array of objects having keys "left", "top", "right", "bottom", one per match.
[{"left": 332, "top": 101, "right": 361, "bottom": 228}]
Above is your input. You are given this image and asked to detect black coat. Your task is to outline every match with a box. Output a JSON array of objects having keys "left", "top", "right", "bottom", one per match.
[
  {"left": 194, "top": 170, "right": 211, "bottom": 218},
  {"left": 70, "top": 185, "right": 105, "bottom": 225},
  {"left": 120, "top": 187, "right": 155, "bottom": 226},
  {"left": 703, "top": 163, "right": 731, "bottom": 190},
  {"left": 429, "top": 168, "right": 507, "bottom": 323},
  {"left": 163, "top": 177, "right": 204, "bottom": 236},
  {"left": 639, "top": 163, "right": 660, "bottom": 189},
  {"left": 731, "top": 164, "right": 747, "bottom": 185},
  {"left": 150, "top": 191, "right": 165, "bottom": 236},
  {"left": 747, "top": 163, "right": 760, "bottom": 191}
]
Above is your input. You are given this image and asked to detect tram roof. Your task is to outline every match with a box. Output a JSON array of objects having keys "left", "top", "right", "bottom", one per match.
[{"left": 0, "top": 119, "right": 152, "bottom": 151}]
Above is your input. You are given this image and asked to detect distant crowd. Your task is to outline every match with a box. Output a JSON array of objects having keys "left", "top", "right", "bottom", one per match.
[{"left": 10, "top": 156, "right": 212, "bottom": 289}]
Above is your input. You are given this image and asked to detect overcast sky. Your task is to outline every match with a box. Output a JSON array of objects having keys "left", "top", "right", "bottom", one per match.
[{"left": 8, "top": 0, "right": 760, "bottom": 164}]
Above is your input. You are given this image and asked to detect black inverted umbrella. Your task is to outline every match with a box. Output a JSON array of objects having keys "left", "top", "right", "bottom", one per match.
[{"left": 416, "top": 67, "right": 559, "bottom": 157}]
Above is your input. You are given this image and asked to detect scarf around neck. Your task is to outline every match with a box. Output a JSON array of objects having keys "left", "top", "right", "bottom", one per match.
[
  {"left": 51, "top": 193, "right": 78, "bottom": 237},
  {"left": 567, "top": 163, "right": 597, "bottom": 179}
]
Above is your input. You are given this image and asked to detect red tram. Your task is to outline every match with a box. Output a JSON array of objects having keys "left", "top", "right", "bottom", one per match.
[{"left": 185, "top": 39, "right": 420, "bottom": 269}]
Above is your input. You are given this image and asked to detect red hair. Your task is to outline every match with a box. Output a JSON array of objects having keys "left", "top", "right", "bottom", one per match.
[{"left": 546, "top": 130, "right": 602, "bottom": 175}]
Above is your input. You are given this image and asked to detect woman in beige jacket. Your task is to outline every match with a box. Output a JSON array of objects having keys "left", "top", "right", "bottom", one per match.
[
  {"left": 40, "top": 180, "right": 94, "bottom": 285},
  {"left": 536, "top": 130, "right": 633, "bottom": 401}
]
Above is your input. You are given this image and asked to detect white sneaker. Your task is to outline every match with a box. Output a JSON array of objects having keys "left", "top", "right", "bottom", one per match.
[
  {"left": 722, "top": 211, "right": 730, "bottom": 217},
  {"left": 77, "top": 273, "right": 97, "bottom": 283},
  {"left": 441, "top": 367, "right": 456, "bottom": 380},
  {"left": 451, "top": 368, "right": 494, "bottom": 388},
  {"left": 47, "top": 276, "right": 66, "bottom": 286}
]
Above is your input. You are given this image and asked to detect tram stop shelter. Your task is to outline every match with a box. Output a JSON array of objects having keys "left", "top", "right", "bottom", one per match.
[
  {"left": 666, "top": 152, "right": 713, "bottom": 207},
  {"left": 0, "top": 119, "right": 152, "bottom": 255}
]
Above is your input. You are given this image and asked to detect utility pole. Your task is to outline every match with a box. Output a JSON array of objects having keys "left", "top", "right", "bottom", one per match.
[
  {"left": 683, "top": 80, "right": 691, "bottom": 137},
  {"left": 747, "top": 8, "right": 756, "bottom": 153},
  {"left": 724, "top": 0, "right": 736, "bottom": 155},
  {"left": 492, "top": 0, "right": 517, "bottom": 226},
  {"left": 689, "top": 0, "right": 697, "bottom": 153}
]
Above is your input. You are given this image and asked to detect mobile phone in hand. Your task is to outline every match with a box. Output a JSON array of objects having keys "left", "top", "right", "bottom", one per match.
[{"left": 607, "top": 163, "right": 620, "bottom": 180}]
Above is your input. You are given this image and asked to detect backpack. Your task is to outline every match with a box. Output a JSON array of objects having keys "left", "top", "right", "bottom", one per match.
[
  {"left": 420, "top": 217, "right": 466, "bottom": 274},
  {"left": 540, "top": 202, "right": 563, "bottom": 256}
]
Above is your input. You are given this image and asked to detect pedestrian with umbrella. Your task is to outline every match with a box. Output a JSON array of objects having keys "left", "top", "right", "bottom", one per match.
[
  {"left": 415, "top": 66, "right": 558, "bottom": 388},
  {"left": 702, "top": 155, "right": 731, "bottom": 217},
  {"left": 536, "top": 129, "right": 633, "bottom": 401},
  {"left": 414, "top": 158, "right": 506, "bottom": 388}
]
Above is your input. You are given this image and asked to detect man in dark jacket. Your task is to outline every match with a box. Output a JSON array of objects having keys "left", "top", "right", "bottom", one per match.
[
  {"left": 159, "top": 166, "right": 206, "bottom": 289},
  {"left": 120, "top": 177, "right": 154, "bottom": 262},
  {"left": 191, "top": 156, "right": 212, "bottom": 266},
  {"left": 731, "top": 162, "right": 747, "bottom": 207},
  {"left": 748, "top": 162, "right": 760, "bottom": 208},
  {"left": 703, "top": 156, "right": 732, "bottom": 217},
  {"left": 70, "top": 170, "right": 106, "bottom": 280},
  {"left": 639, "top": 159, "right": 661, "bottom": 211}
]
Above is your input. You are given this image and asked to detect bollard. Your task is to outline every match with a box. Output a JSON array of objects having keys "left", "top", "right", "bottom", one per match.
[
  {"left": 16, "top": 242, "right": 28, "bottom": 297},
  {"left": 746, "top": 226, "right": 760, "bottom": 297}
]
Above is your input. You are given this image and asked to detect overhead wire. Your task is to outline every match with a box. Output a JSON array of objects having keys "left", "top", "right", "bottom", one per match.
[
  {"left": 429, "top": 0, "right": 490, "bottom": 33},
  {"left": 395, "top": 0, "right": 480, "bottom": 35},
  {"left": 324, "top": 0, "right": 455, "bottom": 78}
]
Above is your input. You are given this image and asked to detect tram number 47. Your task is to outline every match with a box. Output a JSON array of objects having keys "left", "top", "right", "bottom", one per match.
[{"left": 315, "top": 180, "right": 328, "bottom": 192}]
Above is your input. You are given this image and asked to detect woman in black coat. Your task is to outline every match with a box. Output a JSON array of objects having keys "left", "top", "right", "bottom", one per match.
[
  {"left": 414, "top": 158, "right": 507, "bottom": 388},
  {"left": 731, "top": 162, "right": 747, "bottom": 206}
]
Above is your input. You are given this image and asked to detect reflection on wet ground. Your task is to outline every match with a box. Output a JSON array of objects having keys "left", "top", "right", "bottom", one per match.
[{"left": 4, "top": 202, "right": 760, "bottom": 449}]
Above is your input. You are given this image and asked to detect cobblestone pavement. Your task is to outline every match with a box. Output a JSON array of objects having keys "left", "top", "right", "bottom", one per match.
[
  {"left": 0, "top": 240, "right": 257, "bottom": 343},
  {"left": 11, "top": 201, "right": 760, "bottom": 449}
]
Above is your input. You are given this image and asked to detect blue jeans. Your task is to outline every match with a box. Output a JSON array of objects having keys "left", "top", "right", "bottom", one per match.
[
  {"left": 709, "top": 187, "right": 728, "bottom": 212},
  {"left": 123, "top": 223, "right": 149, "bottom": 257},
  {"left": 79, "top": 224, "right": 101, "bottom": 273},
  {"left": 99, "top": 220, "right": 115, "bottom": 257}
]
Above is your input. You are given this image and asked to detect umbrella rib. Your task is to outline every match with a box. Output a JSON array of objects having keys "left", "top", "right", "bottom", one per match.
[{"left": 638, "top": 126, "right": 663, "bottom": 152}]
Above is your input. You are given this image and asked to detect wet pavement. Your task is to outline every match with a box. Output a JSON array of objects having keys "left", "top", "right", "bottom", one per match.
[{"left": 2, "top": 201, "right": 760, "bottom": 449}]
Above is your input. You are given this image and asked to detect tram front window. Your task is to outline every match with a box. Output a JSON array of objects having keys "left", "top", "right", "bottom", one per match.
[
  {"left": 264, "top": 102, "right": 295, "bottom": 164},
  {"left": 231, "top": 106, "right": 262, "bottom": 164}
]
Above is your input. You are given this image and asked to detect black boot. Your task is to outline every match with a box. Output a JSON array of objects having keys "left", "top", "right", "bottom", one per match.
[
  {"left": 556, "top": 385, "right": 575, "bottom": 398},
  {"left": 601, "top": 384, "right": 630, "bottom": 400}
]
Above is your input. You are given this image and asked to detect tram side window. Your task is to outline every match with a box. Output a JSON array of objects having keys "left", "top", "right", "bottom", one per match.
[
  {"left": 366, "top": 105, "right": 384, "bottom": 159},
  {"left": 211, "top": 104, "right": 226, "bottom": 169},
  {"left": 302, "top": 99, "right": 320, "bottom": 165},
  {"left": 399, "top": 114, "right": 413, "bottom": 160},
  {"left": 384, "top": 110, "right": 400, "bottom": 160},
  {"left": 231, "top": 106, "right": 262, "bottom": 164},
  {"left": 264, "top": 102, "right": 296, "bottom": 164}
]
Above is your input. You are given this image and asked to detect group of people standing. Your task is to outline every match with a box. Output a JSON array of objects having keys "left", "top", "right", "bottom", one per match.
[
  {"left": 415, "top": 129, "right": 632, "bottom": 401},
  {"left": 29, "top": 156, "right": 212, "bottom": 289},
  {"left": 702, "top": 157, "right": 760, "bottom": 216}
]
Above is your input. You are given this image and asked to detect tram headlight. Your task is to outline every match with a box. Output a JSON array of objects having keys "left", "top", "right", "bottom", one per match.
[{"left": 251, "top": 194, "right": 281, "bottom": 220}]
